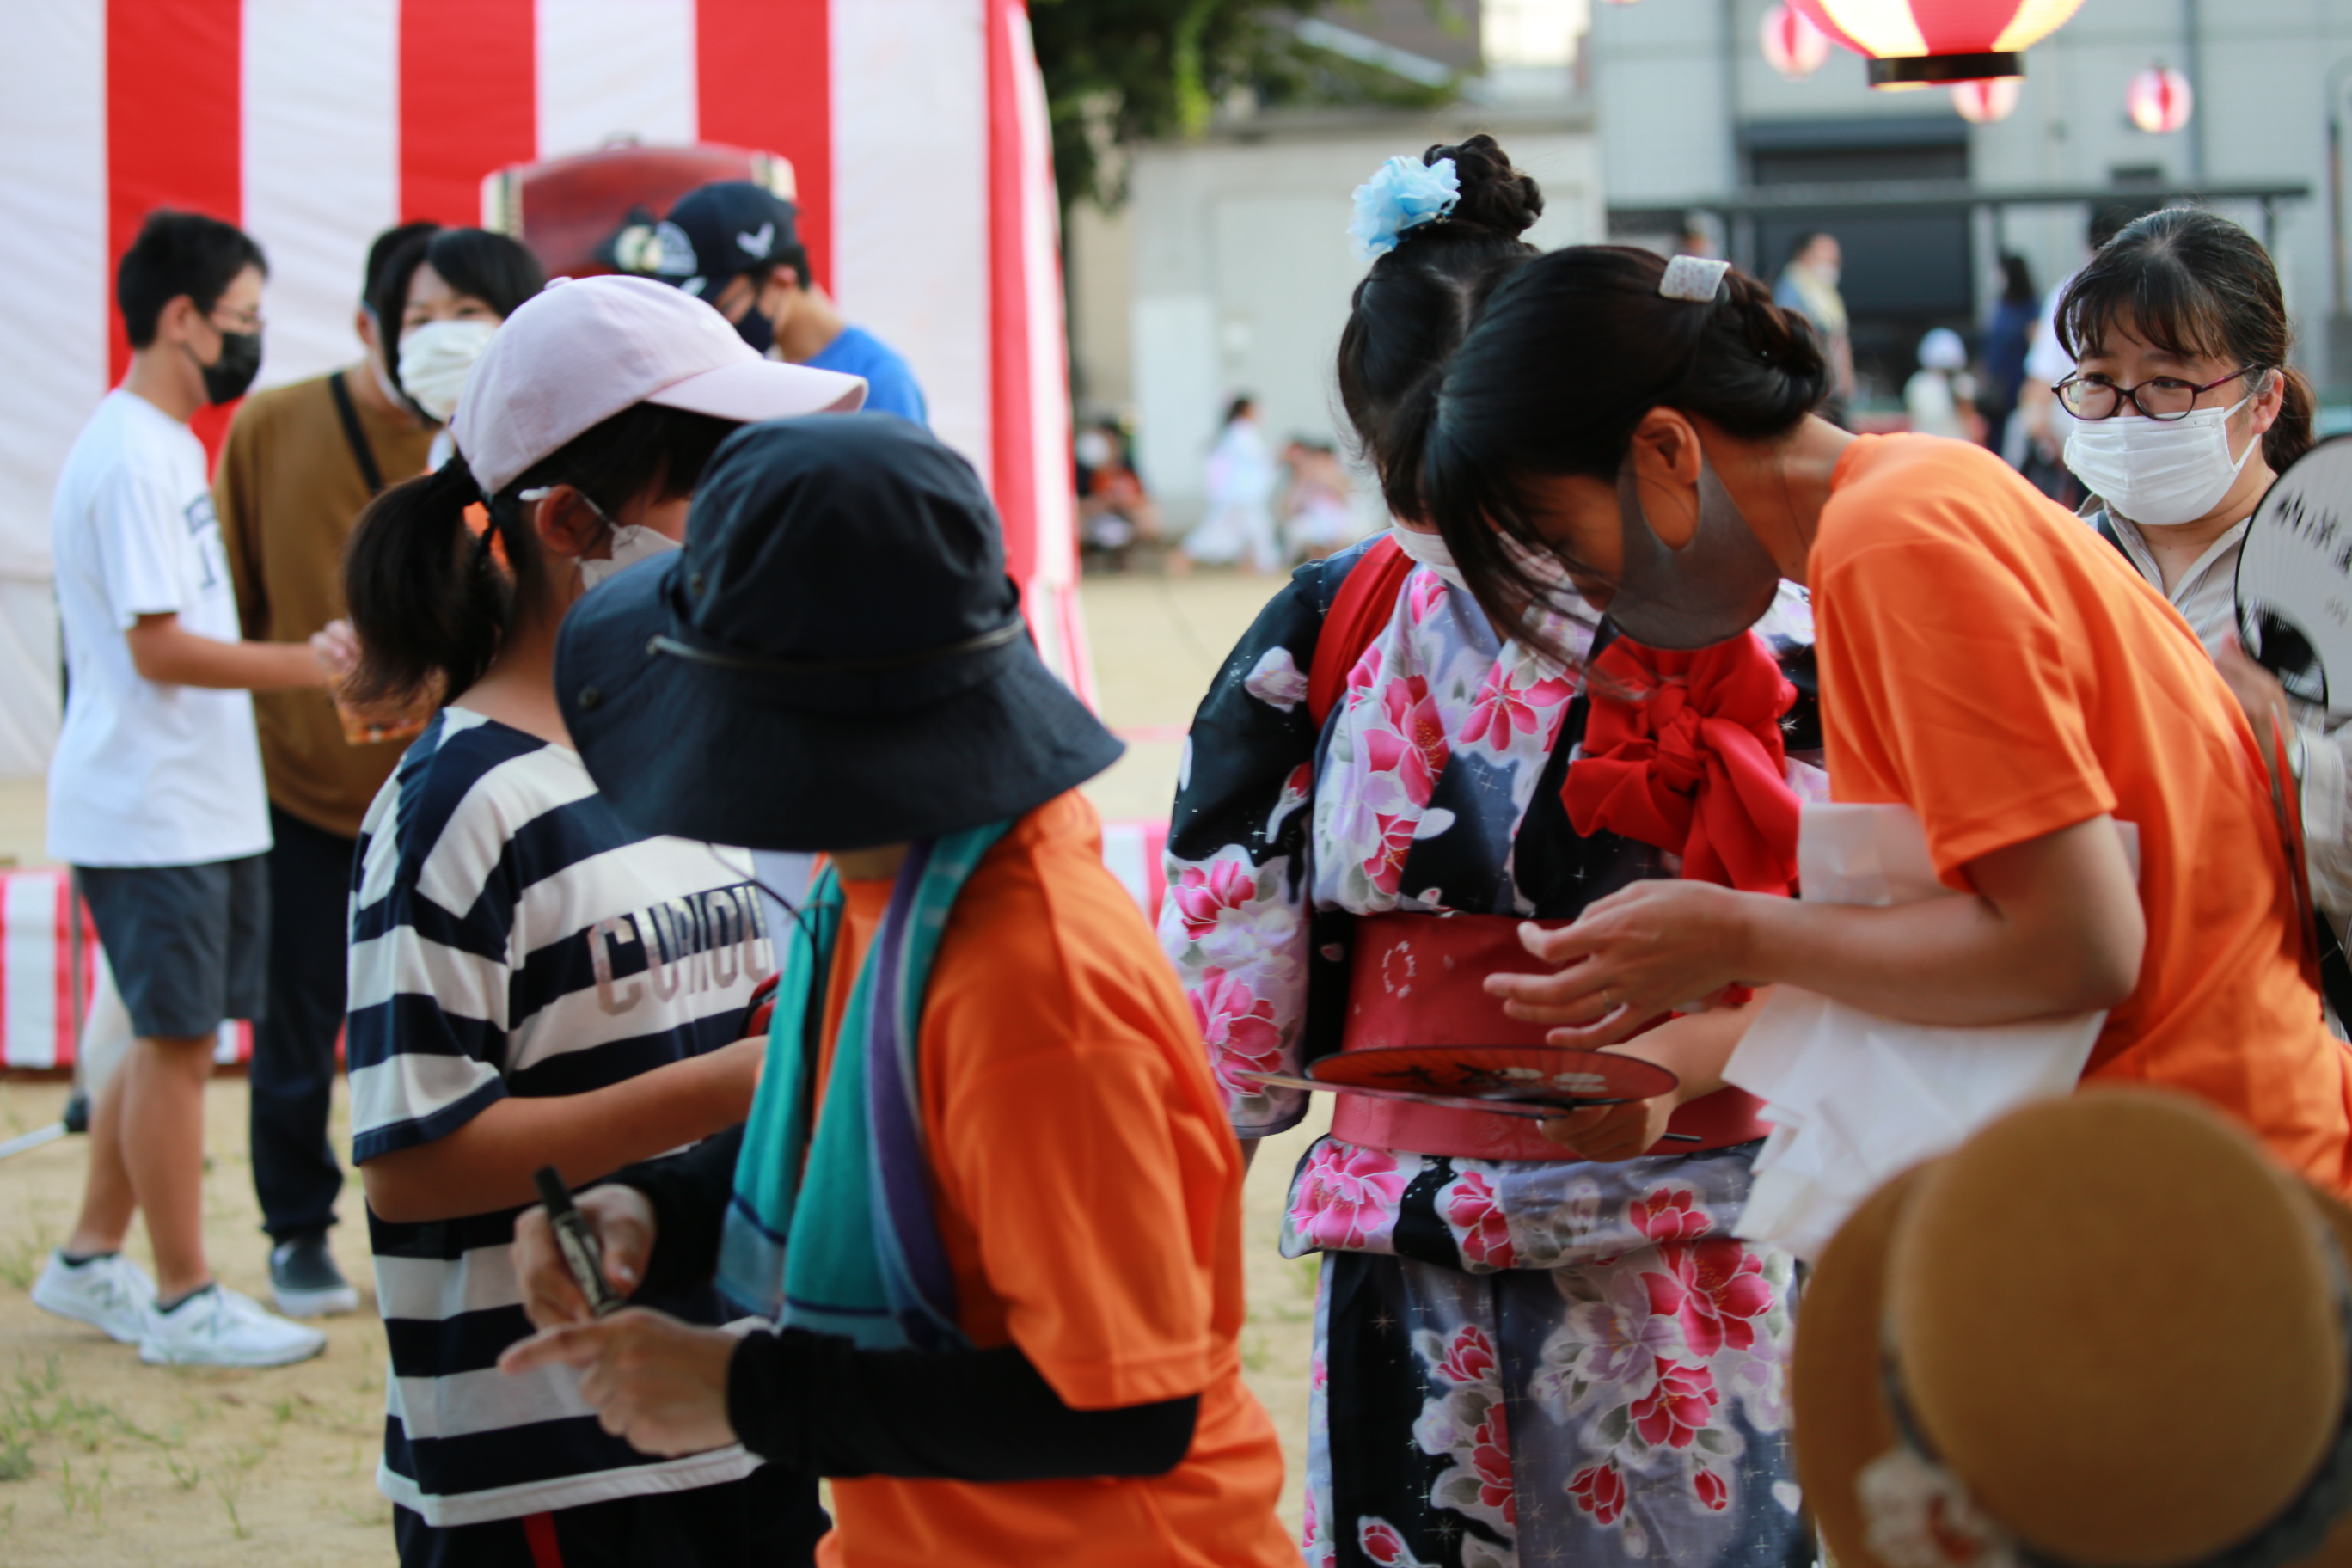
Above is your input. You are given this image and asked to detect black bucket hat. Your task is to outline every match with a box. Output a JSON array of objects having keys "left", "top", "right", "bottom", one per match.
[{"left": 555, "top": 413, "right": 1124, "bottom": 851}]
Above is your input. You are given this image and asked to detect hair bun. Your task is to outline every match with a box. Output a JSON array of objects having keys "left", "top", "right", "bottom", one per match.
[{"left": 1425, "top": 134, "right": 1542, "bottom": 241}]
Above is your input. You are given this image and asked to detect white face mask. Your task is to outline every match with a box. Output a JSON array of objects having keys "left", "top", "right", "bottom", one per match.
[
  {"left": 518, "top": 487, "right": 683, "bottom": 590},
  {"left": 2063, "top": 394, "right": 2259, "bottom": 528},
  {"left": 1389, "top": 523, "right": 1467, "bottom": 592},
  {"left": 398, "top": 319, "right": 499, "bottom": 424}
]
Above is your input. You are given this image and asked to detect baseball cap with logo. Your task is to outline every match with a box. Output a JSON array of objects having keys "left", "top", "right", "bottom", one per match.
[
  {"left": 651, "top": 181, "right": 799, "bottom": 300},
  {"left": 453, "top": 273, "right": 864, "bottom": 496}
]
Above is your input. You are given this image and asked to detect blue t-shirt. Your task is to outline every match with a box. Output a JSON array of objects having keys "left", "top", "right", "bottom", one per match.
[{"left": 806, "top": 325, "right": 928, "bottom": 425}]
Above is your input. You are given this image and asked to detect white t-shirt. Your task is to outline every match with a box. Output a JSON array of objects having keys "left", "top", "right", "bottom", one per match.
[{"left": 47, "top": 390, "right": 271, "bottom": 867}]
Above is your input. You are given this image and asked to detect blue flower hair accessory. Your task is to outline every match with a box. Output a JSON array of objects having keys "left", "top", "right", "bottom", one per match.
[{"left": 1349, "top": 156, "right": 1461, "bottom": 263}]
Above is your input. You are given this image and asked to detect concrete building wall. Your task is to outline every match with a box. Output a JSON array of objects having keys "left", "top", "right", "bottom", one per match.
[
  {"left": 1087, "top": 107, "right": 1600, "bottom": 517},
  {"left": 1589, "top": 0, "right": 2352, "bottom": 388}
]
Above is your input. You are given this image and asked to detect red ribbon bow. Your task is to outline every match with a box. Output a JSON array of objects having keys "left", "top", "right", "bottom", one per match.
[{"left": 1563, "top": 632, "right": 1801, "bottom": 897}]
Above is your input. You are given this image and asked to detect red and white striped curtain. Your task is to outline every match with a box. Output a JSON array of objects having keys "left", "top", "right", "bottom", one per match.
[{"left": 0, "top": 0, "right": 1089, "bottom": 737}]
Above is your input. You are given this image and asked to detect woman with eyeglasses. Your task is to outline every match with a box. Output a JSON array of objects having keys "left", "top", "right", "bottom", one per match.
[
  {"left": 2050, "top": 210, "right": 2352, "bottom": 1035},
  {"left": 1401, "top": 241, "right": 2352, "bottom": 1206}
]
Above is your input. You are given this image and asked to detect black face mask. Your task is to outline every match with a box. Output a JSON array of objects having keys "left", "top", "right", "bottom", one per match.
[
  {"left": 199, "top": 329, "right": 263, "bottom": 405},
  {"left": 1602, "top": 459, "right": 1782, "bottom": 649},
  {"left": 731, "top": 297, "right": 775, "bottom": 355}
]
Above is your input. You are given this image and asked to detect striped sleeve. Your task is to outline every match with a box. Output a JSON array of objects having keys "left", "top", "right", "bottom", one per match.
[{"left": 347, "top": 716, "right": 558, "bottom": 1164}]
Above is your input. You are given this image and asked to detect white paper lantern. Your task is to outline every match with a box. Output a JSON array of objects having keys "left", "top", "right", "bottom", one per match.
[
  {"left": 1761, "top": 3, "right": 1833, "bottom": 79},
  {"left": 2128, "top": 64, "right": 2193, "bottom": 135},
  {"left": 1951, "top": 76, "right": 2021, "bottom": 122}
]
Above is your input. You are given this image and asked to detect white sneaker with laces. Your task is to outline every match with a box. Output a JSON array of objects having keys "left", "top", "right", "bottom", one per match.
[
  {"left": 138, "top": 1283, "right": 328, "bottom": 1368},
  {"left": 30, "top": 1251, "right": 156, "bottom": 1344}
]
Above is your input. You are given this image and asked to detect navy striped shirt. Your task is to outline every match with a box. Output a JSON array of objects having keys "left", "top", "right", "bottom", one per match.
[{"left": 348, "top": 708, "right": 769, "bottom": 1527}]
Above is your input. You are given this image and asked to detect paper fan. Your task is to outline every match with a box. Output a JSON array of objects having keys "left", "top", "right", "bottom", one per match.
[
  {"left": 2236, "top": 436, "right": 2352, "bottom": 717},
  {"left": 1238, "top": 1044, "right": 1679, "bottom": 1122}
]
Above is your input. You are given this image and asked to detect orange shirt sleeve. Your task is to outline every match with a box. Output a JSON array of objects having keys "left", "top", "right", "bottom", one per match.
[{"left": 1816, "top": 532, "right": 2117, "bottom": 885}]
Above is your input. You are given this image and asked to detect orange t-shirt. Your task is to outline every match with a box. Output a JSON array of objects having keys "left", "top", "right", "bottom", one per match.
[
  {"left": 810, "top": 791, "right": 1294, "bottom": 1568},
  {"left": 1812, "top": 434, "right": 2352, "bottom": 1191}
]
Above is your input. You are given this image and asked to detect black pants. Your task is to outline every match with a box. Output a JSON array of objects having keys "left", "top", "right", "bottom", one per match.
[
  {"left": 392, "top": 1463, "right": 828, "bottom": 1567},
  {"left": 249, "top": 805, "right": 356, "bottom": 1242}
]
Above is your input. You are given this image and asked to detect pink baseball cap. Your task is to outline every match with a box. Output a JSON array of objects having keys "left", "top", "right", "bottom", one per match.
[{"left": 453, "top": 273, "right": 867, "bottom": 494}]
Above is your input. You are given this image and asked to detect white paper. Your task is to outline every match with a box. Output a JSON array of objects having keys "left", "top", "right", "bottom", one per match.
[{"left": 1724, "top": 803, "right": 2138, "bottom": 1261}]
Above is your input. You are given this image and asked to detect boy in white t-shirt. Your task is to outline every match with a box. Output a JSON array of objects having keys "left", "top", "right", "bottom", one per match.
[{"left": 31, "top": 211, "right": 340, "bottom": 1369}]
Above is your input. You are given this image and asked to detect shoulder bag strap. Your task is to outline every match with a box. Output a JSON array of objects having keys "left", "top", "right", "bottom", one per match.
[{"left": 326, "top": 370, "right": 386, "bottom": 497}]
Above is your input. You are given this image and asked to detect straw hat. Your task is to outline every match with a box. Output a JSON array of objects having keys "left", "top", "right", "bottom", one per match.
[{"left": 1794, "top": 1088, "right": 2352, "bottom": 1568}]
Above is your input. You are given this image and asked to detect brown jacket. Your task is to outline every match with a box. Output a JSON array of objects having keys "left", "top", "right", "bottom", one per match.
[{"left": 214, "top": 370, "right": 435, "bottom": 840}]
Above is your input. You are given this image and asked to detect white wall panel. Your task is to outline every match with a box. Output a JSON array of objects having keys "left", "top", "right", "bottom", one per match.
[
  {"left": 0, "top": 0, "right": 107, "bottom": 579},
  {"left": 243, "top": 0, "right": 400, "bottom": 394},
  {"left": 536, "top": 0, "right": 698, "bottom": 159},
  {"left": 831, "top": 0, "right": 991, "bottom": 481}
]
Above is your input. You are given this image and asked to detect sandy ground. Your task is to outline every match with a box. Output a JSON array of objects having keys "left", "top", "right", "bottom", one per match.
[{"left": 0, "top": 566, "right": 1318, "bottom": 1565}]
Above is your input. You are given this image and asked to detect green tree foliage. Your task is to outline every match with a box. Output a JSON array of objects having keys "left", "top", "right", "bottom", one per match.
[{"left": 1031, "top": 2, "right": 1463, "bottom": 211}]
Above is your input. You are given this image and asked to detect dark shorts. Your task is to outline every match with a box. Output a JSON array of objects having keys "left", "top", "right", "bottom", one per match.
[
  {"left": 75, "top": 857, "right": 268, "bottom": 1040},
  {"left": 391, "top": 1464, "right": 827, "bottom": 1568}
]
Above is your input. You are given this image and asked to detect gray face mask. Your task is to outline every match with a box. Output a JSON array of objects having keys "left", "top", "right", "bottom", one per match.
[{"left": 1600, "top": 460, "right": 1783, "bottom": 649}]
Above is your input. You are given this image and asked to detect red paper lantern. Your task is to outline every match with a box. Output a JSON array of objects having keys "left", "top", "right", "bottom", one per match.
[
  {"left": 1788, "top": 0, "right": 2086, "bottom": 87},
  {"left": 1951, "top": 76, "right": 2021, "bottom": 122},
  {"left": 2128, "top": 64, "right": 2193, "bottom": 134},
  {"left": 1761, "top": 3, "right": 1833, "bottom": 79}
]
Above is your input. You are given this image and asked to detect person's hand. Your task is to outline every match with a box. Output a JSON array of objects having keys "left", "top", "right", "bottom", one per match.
[
  {"left": 1485, "top": 882, "right": 1760, "bottom": 1049},
  {"left": 310, "top": 618, "right": 360, "bottom": 682},
  {"left": 499, "top": 1308, "right": 738, "bottom": 1457},
  {"left": 512, "top": 1185, "right": 658, "bottom": 1330},
  {"left": 1538, "top": 1088, "right": 1676, "bottom": 1161},
  {"left": 2217, "top": 634, "right": 2294, "bottom": 752}
]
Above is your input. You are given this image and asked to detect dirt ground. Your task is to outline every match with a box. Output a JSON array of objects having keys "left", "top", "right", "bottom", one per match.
[{"left": 0, "top": 567, "right": 1320, "bottom": 1565}]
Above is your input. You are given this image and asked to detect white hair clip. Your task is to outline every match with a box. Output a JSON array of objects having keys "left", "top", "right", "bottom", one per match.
[{"left": 1659, "top": 255, "right": 1731, "bottom": 303}]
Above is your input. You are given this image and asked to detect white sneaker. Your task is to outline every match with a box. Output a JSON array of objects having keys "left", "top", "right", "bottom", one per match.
[
  {"left": 30, "top": 1251, "right": 156, "bottom": 1344},
  {"left": 139, "top": 1283, "right": 328, "bottom": 1368}
]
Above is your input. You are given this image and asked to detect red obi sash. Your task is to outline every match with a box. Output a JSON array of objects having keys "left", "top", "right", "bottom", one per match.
[{"left": 1328, "top": 911, "right": 1772, "bottom": 1161}]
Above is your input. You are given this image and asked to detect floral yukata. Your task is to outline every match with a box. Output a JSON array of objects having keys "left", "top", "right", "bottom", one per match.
[{"left": 1163, "top": 537, "right": 1809, "bottom": 1568}]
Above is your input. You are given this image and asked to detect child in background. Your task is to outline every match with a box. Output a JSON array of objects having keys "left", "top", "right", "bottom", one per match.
[
  {"left": 34, "top": 211, "right": 337, "bottom": 1370},
  {"left": 1905, "top": 326, "right": 1981, "bottom": 441}
]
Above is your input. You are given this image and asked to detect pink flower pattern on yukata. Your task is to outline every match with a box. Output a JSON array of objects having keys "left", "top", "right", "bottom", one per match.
[
  {"left": 1645, "top": 1237, "right": 1774, "bottom": 1359},
  {"left": 1413, "top": 1322, "right": 1518, "bottom": 1542},
  {"left": 1407, "top": 566, "right": 1450, "bottom": 624},
  {"left": 1302, "top": 1489, "right": 1338, "bottom": 1568},
  {"left": 1631, "top": 1187, "right": 1712, "bottom": 1243},
  {"left": 1632, "top": 1359, "right": 1721, "bottom": 1449},
  {"left": 1570, "top": 1461, "right": 1628, "bottom": 1525},
  {"left": 1462, "top": 657, "right": 1574, "bottom": 753},
  {"left": 1442, "top": 1171, "right": 1517, "bottom": 1270},
  {"left": 1358, "top": 1517, "right": 1436, "bottom": 1568},
  {"left": 1289, "top": 1142, "right": 1409, "bottom": 1252},
  {"left": 1693, "top": 1467, "right": 1729, "bottom": 1512},
  {"left": 1190, "top": 968, "right": 1282, "bottom": 1106},
  {"left": 1437, "top": 1324, "right": 1498, "bottom": 1387},
  {"left": 1171, "top": 858, "right": 1254, "bottom": 940}
]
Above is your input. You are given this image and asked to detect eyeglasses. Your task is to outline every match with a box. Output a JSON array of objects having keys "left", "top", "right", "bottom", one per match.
[
  {"left": 2055, "top": 366, "right": 2263, "bottom": 421},
  {"left": 207, "top": 306, "right": 265, "bottom": 335}
]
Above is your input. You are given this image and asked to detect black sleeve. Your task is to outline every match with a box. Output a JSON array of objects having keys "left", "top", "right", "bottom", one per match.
[
  {"left": 603, "top": 1123, "right": 743, "bottom": 1298},
  {"left": 726, "top": 1327, "right": 1200, "bottom": 1481}
]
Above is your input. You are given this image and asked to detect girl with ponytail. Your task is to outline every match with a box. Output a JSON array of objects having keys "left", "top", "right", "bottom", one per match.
[
  {"left": 1161, "top": 141, "right": 1812, "bottom": 1566},
  {"left": 1413, "top": 243, "right": 2349, "bottom": 1260},
  {"left": 340, "top": 273, "right": 864, "bottom": 1566}
]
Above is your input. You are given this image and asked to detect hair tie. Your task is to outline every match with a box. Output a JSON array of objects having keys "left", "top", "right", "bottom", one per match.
[
  {"left": 1349, "top": 156, "right": 1461, "bottom": 263},
  {"left": 1660, "top": 255, "right": 1731, "bottom": 303}
]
